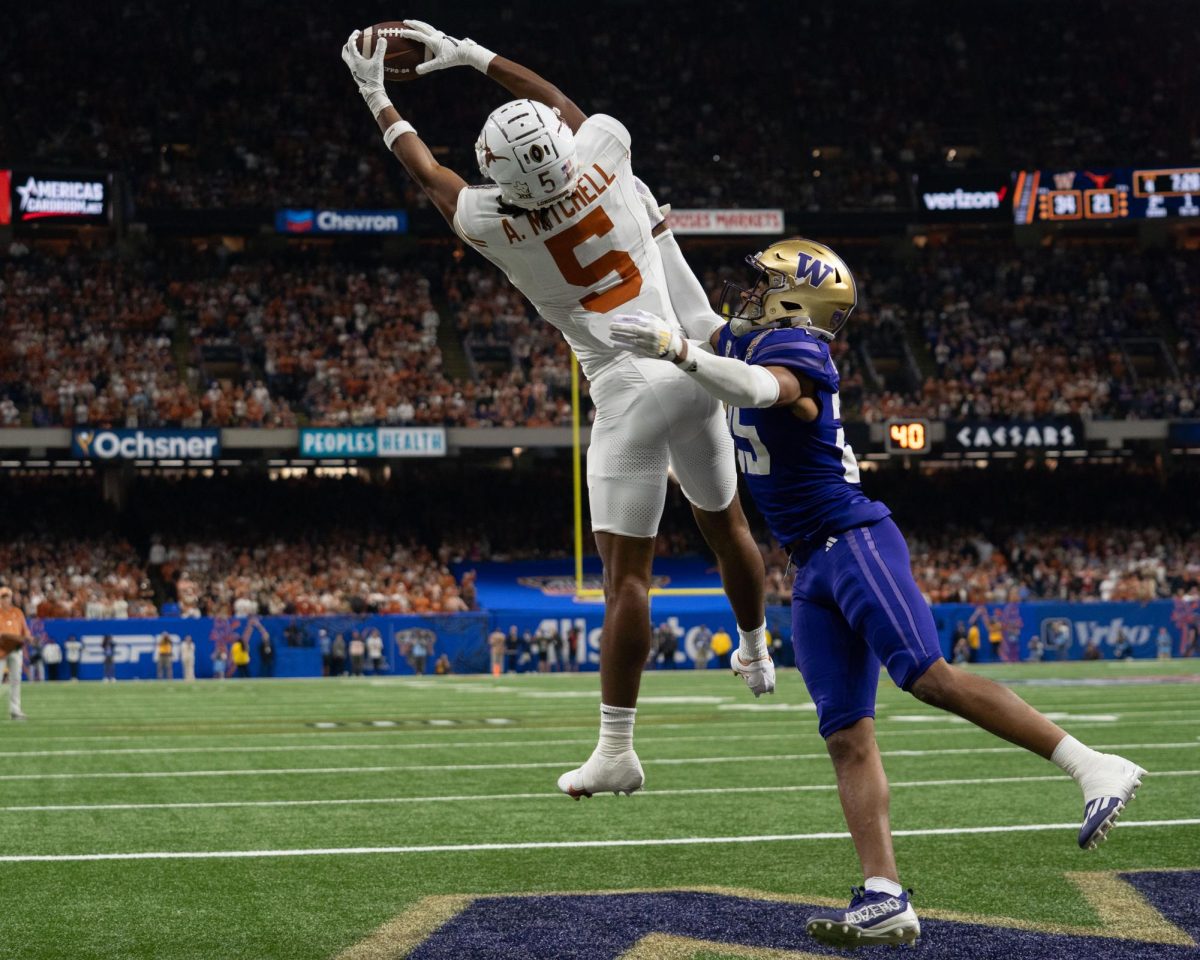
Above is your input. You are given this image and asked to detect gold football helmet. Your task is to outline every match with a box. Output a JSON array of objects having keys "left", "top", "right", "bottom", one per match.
[{"left": 719, "top": 237, "right": 858, "bottom": 340}]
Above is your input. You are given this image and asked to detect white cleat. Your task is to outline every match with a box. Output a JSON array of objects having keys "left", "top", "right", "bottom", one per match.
[
  {"left": 1078, "top": 754, "right": 1146, "bottom": 850},
  {"left": 10, "top": 711, "right": 27, "bottom": 722},
  {"left": 731, "top": 651, "right": 776, "bottom": 697},
  {"left": 556, "top": 749, "right": 644, "bottom": 800}
]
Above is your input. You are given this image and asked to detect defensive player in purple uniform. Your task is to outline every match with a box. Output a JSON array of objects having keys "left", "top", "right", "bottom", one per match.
[{"left": 610, "top": 220, "right": 1146, "bottom": 949}]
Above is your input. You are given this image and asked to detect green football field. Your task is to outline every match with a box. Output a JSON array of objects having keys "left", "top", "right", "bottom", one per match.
[{"left": 3, "top": 659, "right": 1198, "bottom": 960}]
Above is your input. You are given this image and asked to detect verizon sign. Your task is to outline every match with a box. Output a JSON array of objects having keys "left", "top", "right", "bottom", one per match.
[
  {"left": 669, "top": 209, "right": 785, "bottom": 235},
  {"left": 914, "top": 172, "right": 1013, "bottom": 221},
  {"left": 922, "top": 186, "right": 1007, "bottom": 211}
]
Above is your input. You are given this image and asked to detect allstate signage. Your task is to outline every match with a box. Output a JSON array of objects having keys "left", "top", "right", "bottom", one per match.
[
  {"left": 276, "top": 208, "right": 408, "bottom": 234},
  {"left": 72, "top": 429, "right": 221, "bottom": 461},
  {"left": 300, "top": 427, "right": 446, "bottom": 458}
]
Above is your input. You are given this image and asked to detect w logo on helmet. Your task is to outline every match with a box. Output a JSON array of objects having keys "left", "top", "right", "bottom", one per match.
[{"left": 794, "top": 252, "right": 834, "bottom": 287}]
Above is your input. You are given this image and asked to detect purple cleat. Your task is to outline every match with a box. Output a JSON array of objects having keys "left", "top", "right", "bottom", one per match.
[{"left": 806, "top": 887, "right": 920, "bottom": 948}]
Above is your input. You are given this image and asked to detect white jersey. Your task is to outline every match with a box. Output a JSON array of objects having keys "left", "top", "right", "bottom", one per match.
[{"left": 453, "top": 114, "right": 680, "bottom": 383}]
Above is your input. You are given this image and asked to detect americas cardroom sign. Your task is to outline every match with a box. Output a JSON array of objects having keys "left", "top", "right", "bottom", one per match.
[{"left": 0, "top": 169, "right": 113, "bottom": 227}]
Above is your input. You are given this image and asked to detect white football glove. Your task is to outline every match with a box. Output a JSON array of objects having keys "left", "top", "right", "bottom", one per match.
[
  {"left": 342, "top": 31, "right": 392, "bottom": 116},
  {"left": 610, "top": 310, "right": 686, "bottom": 363},
  {"left": 632, "top": 176, "right": 671, "bottom": 231},
  {"left": 397, "top": 20, "right": 496, "bottom": 75},
  {"left": 731, "top": 650, "right": 776, "bottom": 698}
]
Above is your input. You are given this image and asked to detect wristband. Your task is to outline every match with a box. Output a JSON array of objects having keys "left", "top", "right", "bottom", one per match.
[
  {"left": 461, "top": 39, "right": 497, "bottom": 73},
  {"left": 363, "top": 88, "right": 393, "bottom": 118},
  {"left": 383, "top": 120, "right": 416, "bottom": 150}
]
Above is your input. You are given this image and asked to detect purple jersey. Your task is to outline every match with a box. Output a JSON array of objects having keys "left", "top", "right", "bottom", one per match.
[{"left": 715, "top": 325, "right": 889, "bottom": 547}]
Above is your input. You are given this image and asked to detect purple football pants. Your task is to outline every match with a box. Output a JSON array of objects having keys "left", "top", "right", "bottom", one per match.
[{"left": 791, "top": 517, "right": 944, "bottom": 738}]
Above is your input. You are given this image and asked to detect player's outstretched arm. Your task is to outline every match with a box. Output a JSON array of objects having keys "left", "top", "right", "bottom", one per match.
[
  {"left": 341, "top": 32, "right": 467, "bottom": 226},
  {"left": 610, "top": 312, "right": 819, "bottom": 418},
  {"left": 398, "top": 21, "right": 586, "bottom": 132},
  {"left": 632, "top": 177, "right": 725, "bottom": 341}
]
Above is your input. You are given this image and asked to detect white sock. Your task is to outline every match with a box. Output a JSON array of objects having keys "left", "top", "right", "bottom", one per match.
[
  {"left": 1050, "top": 734, "right": 1103, "bottom": 782},
  {"left": 596, "top": 704, "right": 636, "bottom": 759},
  {"left": 864, "top": 877, "right": 904, "bottom": 898},
  {"left": 737, "top": 622, "right": 768, "bottom": 661}
]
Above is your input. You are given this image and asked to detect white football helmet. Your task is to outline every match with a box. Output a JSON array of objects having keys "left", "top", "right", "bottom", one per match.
[{"left": 475, "top": 99, "right": 579, "bottom": 209}]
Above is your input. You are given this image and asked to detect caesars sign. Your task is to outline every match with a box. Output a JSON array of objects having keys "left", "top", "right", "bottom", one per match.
[
  {"left": 0, "top": 169, "right": 112, "bottom": 227},
  {"left": 72, "top": 429, "right": 222, "bottom": 461}
]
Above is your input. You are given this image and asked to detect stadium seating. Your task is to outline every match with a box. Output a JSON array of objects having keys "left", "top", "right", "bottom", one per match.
[{"left": 7, "top": 1, "right": 1194, "bottom": 214}]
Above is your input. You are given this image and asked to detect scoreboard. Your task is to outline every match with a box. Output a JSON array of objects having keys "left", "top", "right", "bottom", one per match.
[{"left": 1013, "top": 166, "right": 1200, "bottom": 223}]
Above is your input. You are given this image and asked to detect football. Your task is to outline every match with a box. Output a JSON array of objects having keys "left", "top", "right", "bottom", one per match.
[{"left": 357, "top": 21, "right": 427, "bottom": 82}]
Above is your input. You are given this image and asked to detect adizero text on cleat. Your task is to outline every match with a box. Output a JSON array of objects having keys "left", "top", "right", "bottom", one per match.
[{"left": 806, "top": 887, "right": 920, "bottom": 949}]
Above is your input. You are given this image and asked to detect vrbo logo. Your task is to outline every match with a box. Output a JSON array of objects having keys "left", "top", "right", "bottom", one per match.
[
  {"left": 78, "top": 635, "right": 180, "bottom": 665},
  {"left": 1074, "top": 619, "right": 1153, "bottom": 648}
]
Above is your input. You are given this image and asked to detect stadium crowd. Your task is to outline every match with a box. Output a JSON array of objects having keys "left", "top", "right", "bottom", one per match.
[
  {"left": 0, "top": 466, "right": 1195, "bottom": 619},
  {"left": 2, "top": 242, "right": 1196, "bottom": 429},
  {"left": 6, "top": 0, "right": 1195, "bottom": 215}
]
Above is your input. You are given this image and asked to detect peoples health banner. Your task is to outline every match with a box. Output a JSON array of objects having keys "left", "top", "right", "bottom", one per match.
[
  {"left": 24, "top": 600, "right": 1193, "bottom": 681},
  {"left": 299, "top": 427, "right": 446, "bottom": 458}
]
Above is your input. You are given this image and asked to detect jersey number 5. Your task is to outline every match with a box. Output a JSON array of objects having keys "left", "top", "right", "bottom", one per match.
[
  {"left": 545, "top": 207, "right": 642, "bottom": 313},
  {"left": 728, "top": 407, "right": 771, "bottom": 476}
]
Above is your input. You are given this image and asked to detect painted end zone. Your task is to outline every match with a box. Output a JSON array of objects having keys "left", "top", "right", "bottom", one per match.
[{"left": 341, "top": 873, "right": 1200, "bottom": 960}]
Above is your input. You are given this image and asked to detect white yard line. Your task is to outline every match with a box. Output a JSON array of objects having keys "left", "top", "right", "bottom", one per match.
[
  {"left": 5, "top": 704, "right": 1196, "bottom": 746},
  {"left": 4, "top": 717, "right": 1199, "bottom": 760},
  {"left": 1, "top": 740, "right": 1194, "bottom": 782},
  {"left": 6, "top": 769, "right": 1198, "bottom": 814},
  {"left": 2, "top": 818, "right": 1196, "bottom": 864}
]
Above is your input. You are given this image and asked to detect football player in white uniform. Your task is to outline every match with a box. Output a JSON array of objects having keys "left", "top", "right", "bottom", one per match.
[{"left": 342, "top": 22, "right": 775, "bottom": 798}]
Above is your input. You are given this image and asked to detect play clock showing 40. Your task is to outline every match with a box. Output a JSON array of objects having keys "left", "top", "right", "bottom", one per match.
[{"left": 885, "top": 418, "right": 931, "bottom": 455}]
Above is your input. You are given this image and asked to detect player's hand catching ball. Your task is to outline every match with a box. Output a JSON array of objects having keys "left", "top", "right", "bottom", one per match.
[
  {"left": 611, "top": 311, "right": 686, "bottom": 363},
  {"left": 342, "top": 31, "right": 389, "bottom": 114},
  {"left": 397, "top": 20, "right": 496, "bottom": 75}
]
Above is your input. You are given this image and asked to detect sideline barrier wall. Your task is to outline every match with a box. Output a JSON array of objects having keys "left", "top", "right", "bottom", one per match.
[{"left": 22, "top": 600, "right": 1193, "bottom": 680}]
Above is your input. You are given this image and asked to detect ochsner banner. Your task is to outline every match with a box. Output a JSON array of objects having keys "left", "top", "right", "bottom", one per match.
[
  {"left": 915, "top": 171, "right": 1013, "bottom": 221},
  {"left": 668, "top": 209, "right": 785, "bottom": 235},
  {"left": 72, "top": 429, "right": 221, "bottom": 460}
]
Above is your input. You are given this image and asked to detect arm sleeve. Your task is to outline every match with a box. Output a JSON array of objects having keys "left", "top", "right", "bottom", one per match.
[
  {"left": 655, "top": 230, "right": 725, "bottom": 341},
  {"left": 677, "top": 342, "right": 781, "bottom": 408}
]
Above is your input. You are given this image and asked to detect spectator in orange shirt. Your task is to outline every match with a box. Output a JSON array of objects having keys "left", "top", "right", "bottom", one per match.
[{"left": 0, "top": 587, "right": 31, "bottom": 720}]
